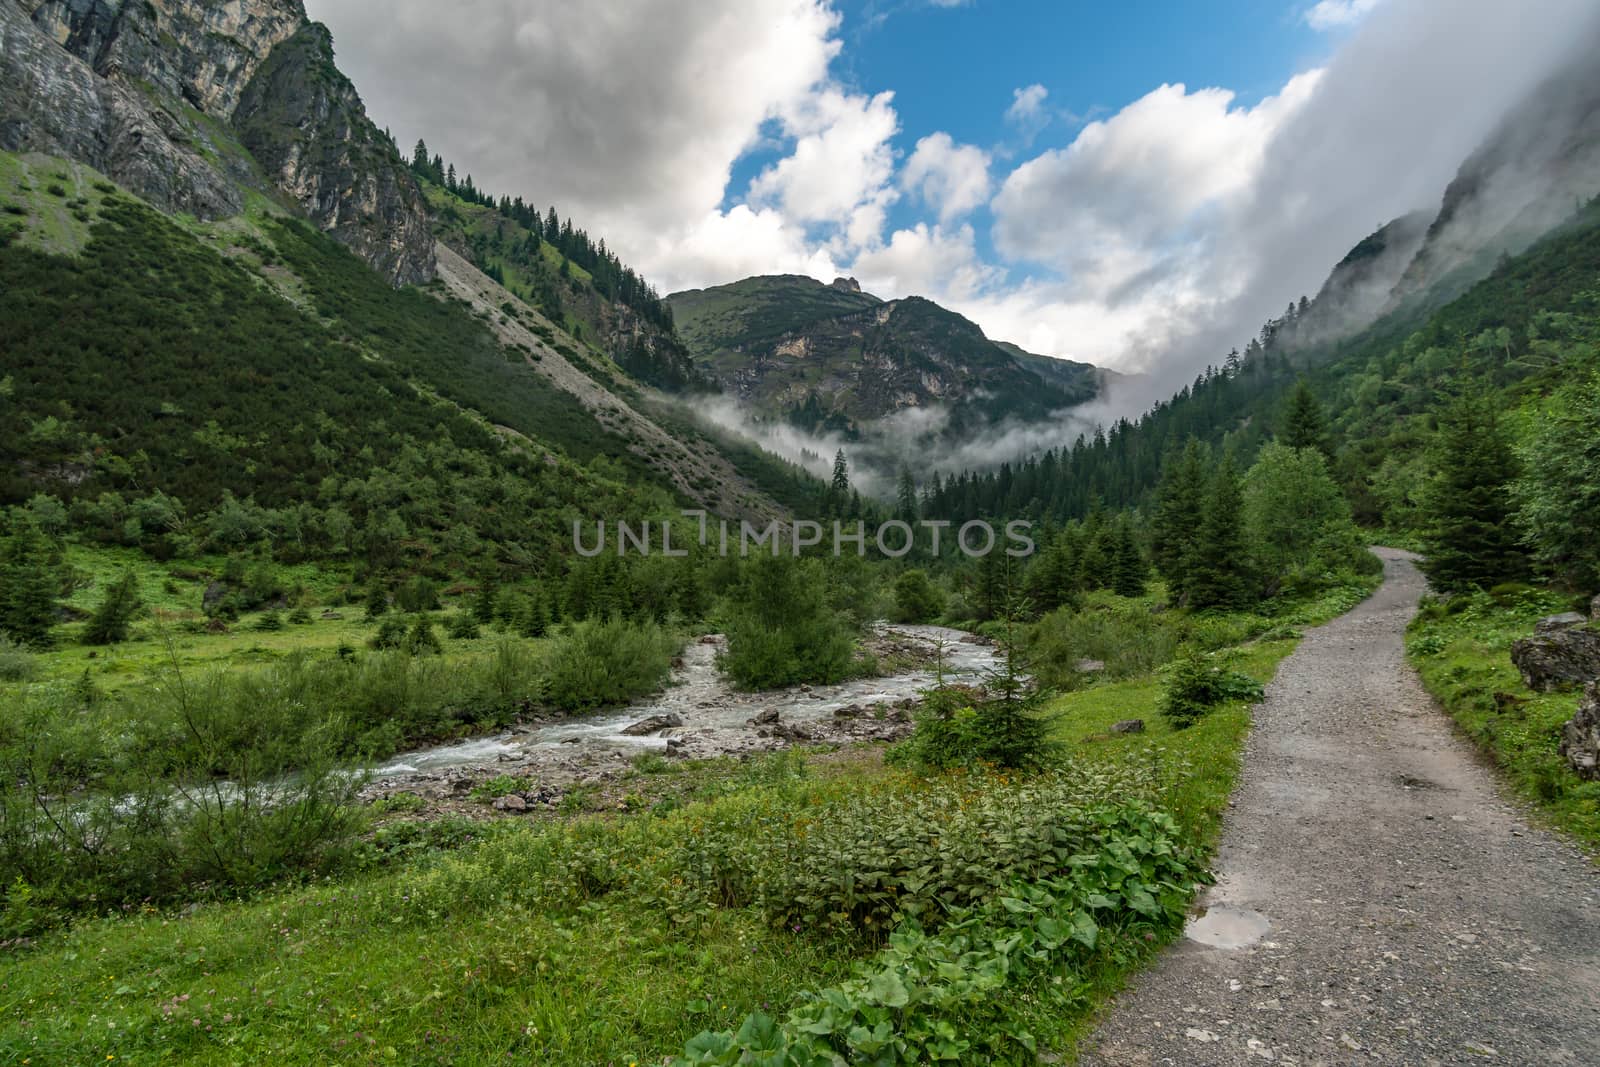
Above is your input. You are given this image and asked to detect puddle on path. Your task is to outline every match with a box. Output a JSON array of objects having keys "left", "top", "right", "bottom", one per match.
[{"left": 1185, "top": 904, "right": 1271, "bottom": 949}]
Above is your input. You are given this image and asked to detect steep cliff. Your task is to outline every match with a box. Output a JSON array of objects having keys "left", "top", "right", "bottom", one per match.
[
  {"left": 233, "top": 23, "right": 433, "bottom": 285},
  {"left": 0, "top": 0, "right": 433, "bottom": 283}
]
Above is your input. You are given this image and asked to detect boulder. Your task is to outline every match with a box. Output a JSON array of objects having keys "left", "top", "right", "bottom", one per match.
[
  {"left": 1559, "top": 683, "right": 1600, "bottom": 781},
  {"left": 1592, "top": 593, "right": 1600, "bottom": 620},
  {"left": 750, "top": 708, "right": 781, "bottom": 726},
  {"left": 1076, "top": 659, "right": 1108, "bottom": 674},
  {"left": 492, "top": 794, "right": 528, "bottom": 813},
  {"left": 1536, "top": 612, "right": 1589, "bottom": 634},
  {"left": 1510, "top": 627, "right": 1600, "bottom": 692},
  {"left": 1112, "top": 719, "right": 1146, "bottom": 734},
  {"left": 621, "top": 713, "right": 683, "bottom": 736}
]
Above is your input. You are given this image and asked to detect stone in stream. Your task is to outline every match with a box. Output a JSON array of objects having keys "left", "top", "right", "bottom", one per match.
[
  {"left": 621, "top": 713, "right": 683, "bottom": 736},
  {"left": 1112, "top": 719, "right": 1146, "bottom": 734},
  {"left": 1537, "top": 612, "right": 1590, "bottom": 634},
  {"left": 1559, "top": 682, "right": 1600, "bottom": 781},
  {"left": 749, "top": 709, "right": 781, "bottom": 726},
  {"left": 1511, "top": 627, "right": 1600, "bottom": 692}
]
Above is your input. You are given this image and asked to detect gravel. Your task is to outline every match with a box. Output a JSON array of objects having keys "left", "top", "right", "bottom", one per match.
[{"left": 1080, "top": 548, "right": 1600, "bottom": 1066}]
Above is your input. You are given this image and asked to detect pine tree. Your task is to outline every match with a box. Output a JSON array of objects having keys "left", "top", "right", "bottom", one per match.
[
  {"left": 0, "top": 523, "right": 59, "bottom": 648},
  {"left": 1187, "top": 456, "right": 1253, "bottom": 610},
  {"left": 1150, "top": 439, "right": 1207, "bottom": 598},
  {"left": 827, "top": 449, "right": 850, "bottom": 517},
  {"left": 1420, "top": 393, "right": 1529, "bottom": 592},
  {"left": 1281, "top": 381, "right": 1329, "bottom": 455},
  {"left": 83, "top": 570, "right": 141, "bottom": 646},
  {"left": 895, "top": 466, "right": 919, "bottom": 525},
  {"left": 1110, "top": 516, "right": 1148, "bottom": 598}
]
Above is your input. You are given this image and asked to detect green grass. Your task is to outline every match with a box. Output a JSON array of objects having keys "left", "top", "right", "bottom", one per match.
[
  {"left": 0, "top": 151, "right": 121, "bottom": 255},
  {"left": 1407, "top": 589, "right": 1600, "bottom": 850}
]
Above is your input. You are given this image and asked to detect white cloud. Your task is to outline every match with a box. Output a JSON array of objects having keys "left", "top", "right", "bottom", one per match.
[
  {"left": 1305, "top": 0, "right": 1384, "bottom": 31},
  {"left": 1005, "top": 84, "right": 1048, "bottom": 125},
  {"left": 900, "top": 133, "right": 991, "bottom": 222},
  {"left": 747, "top": 87, "right": 901, "bottom": 243},
  {"left": 309, "top": 0, "right": 1600, "bottom": 395},
  {"left": 852, "top": 222, "right": 999, "bottom": 301}
]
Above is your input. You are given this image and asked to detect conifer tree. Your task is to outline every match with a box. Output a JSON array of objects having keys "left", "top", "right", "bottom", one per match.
[
  {"left": 1150, "top": 439, "right": 1208, "bottom": 598},
  {"left": 895, "top": 466, "right": 919, "bottom": 525},
  {"left": 1110, "top": 516, "right": 1148, "bottom": 598},
  {"left": 1187, "top": 456, "right": 1253, "bottom": 610},
  {"left": 1281, "top": 381, "right": 1329, "bottom": 455},
  {"left": 84, "top": 570, "right": 141, "bottom": 646},
  {"left": 1420, "top": 393, "right": 1528, "bottom": 591},
  {"left": 0, "top": 522, "right": 59, "bottom": 648}
]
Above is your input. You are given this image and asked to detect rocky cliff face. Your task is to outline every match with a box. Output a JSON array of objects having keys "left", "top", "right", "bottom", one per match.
[
  {"left": 1, "top": 0, "right": 434, "bottom": 284},
  {"left": 233, "top": 23, "right": 433, "bottom": 285}
]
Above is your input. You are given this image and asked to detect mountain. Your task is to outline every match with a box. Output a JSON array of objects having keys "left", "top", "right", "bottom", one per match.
[
  {"left": 0, "top": 0, "right": 818, "bottom": 572},
  {"left": 667, "top": 274, "right": 1104, "bottom": 436}
]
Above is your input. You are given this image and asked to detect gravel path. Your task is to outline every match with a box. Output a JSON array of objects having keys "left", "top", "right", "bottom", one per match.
[{"left": 1081, "top": 548, "right": 1600, "bottom": 1066}]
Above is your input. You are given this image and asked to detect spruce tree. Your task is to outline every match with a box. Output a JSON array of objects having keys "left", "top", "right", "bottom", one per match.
[
  {"left": 0, "top": 523, "right": 59, "bottom": 648},
  {"left": 895, "top": 466, "right": 919, "bottom": 525},
  {"left": 84, "top": 570, "right": 141, "bottom": 646},
  {"left": 1150, "top": 439, "right": 1208, "bottom": 598},
  {"left": 1187, "top": 456, "right": 1253, "bottom": 610},
  {"left": 1420, "top": 394, "right": 1529, "bottom": 592},
  {"left": 828, "top": 449, "right": 850, "bottom": 517},
  {"left": 1281, "top": 381, "right": 1329, "bottom": 456},
  {"left": 1110, "top": 516, "right": 1149, "bottom": 598}
]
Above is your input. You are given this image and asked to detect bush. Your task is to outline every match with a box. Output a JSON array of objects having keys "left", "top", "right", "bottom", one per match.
[
  {"left": 82, "top": 570, "right": 141, "bottom": 645},
  {"left": 445, "top": 611, "right": 481, "bottom": 640},
  {"left": 542, "top": 617, "right": 678, "bottom": 711},
  {"left": 370, "top": 616, "right": 407, "bottom": 650},
  {"left": 395, "top": 575, "right": 440, "bottom": 613},
  {"left": 254, "top": 610, "right": 285, "bottom": 632},
  {"left": 0, "top": 635, "right": 37, "bottom": 683},
  {"left": 1159, "top": 645, "right": 1265, "bottom": 729},
  {"left": 402, "top": 616, "right": 443, "bottom": 656},
  {"left": 1028, "top": 598, "right": 1182, "bottom": 689},
  {"left": 891, "top": 568, "right": 945, "bottom": 623},
  {"left": 720, "top": 555, "right": 855, "bottom": 690}
]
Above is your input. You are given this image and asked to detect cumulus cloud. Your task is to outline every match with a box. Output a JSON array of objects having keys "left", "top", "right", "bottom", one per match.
[
  {"left": 900, "top": 133, "right": 991, "bottom": 222},
  {"left": 1305, "top": 0, "right": 1385, "bottom": 31},
  {"left": 309, "top": 0, "right": 1600, "bottom": 408},
  {"left": 306, "top": 0, "right": 859, "bottom": 292}
]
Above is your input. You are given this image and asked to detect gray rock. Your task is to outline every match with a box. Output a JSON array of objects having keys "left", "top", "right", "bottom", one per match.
[
  {"left": 1510, "top": 628, "right": 1600, "bottom": 692},
  {"left": 750, "top": 708, "right": 781, "bottom": 725},
  {"left": 1592, "top": 593, "right": 1600, "bottom": 621},
  {"left": 621, "top": 713, "right": 683, "bottom": 736},
  {"left": 1112, "top": 719, "right": 1146, "bottom": 734},
  {"left": 1536, "top": 612, "right": 1589, "bottom": 634},
  {"left": 1076, "top": 658, "right": 1108, "bottom": 673},
  {"left": 1559, "top": 683, "right": 1600, "bottom": 781},
  {"left": 491, "top": 794, "right": 528, "bottom": 813}
]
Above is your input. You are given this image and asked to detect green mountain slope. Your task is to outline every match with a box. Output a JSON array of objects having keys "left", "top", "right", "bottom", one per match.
[{"left": 667, "top": 274, "right": 1103, "bottom": 434}]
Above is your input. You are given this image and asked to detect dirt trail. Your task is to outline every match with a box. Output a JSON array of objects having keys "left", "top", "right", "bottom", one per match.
[{"left": 1082, "top": 548, "right": 1600, "bottom": 1066}]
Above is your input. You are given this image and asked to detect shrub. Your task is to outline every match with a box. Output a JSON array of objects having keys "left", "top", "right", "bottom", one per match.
[
  {"left": 1159, "top": 645, "right": 1264, "bottom": 729},
  {"left": 542, "top": 617, "right": 678, "bottom": 711},
  {"left": 402, "top": 616, "right": 443, "bottom": 656},
  {"left": 82, "top": 570, "right": 140, "bottom": 645},
  {"left": 720, "top": 555, "right": 855, "bottom": 690},
  {"left": 1028, "top": 598, "right": 1182, "bottom": 689},
  {"left": 891, "top": 568, "right": 945, "bottom": 623},
  {"left": 445, "top": 611, "right": 481, "bottom": 640},
  {"left": 395, "top": 575, "right": 440, "bottom": 613},
  {"left": 254, "top": 610, "right": 285, "bottom": 632},
  {"left": 0, "top": 635, "right": 37, "bottom": 683},
  {"left": 289, "top": 606, "right": 314, "bottom": 625},
  {"left": 369, "top": 616, "right": 407, "bottom": 650}
]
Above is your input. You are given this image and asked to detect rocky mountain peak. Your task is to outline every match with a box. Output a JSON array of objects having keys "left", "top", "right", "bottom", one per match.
[{"left": 830, "top": 276, "right": 862, "bottom": 294}]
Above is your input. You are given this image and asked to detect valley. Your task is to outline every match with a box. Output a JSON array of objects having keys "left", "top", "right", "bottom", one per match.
[{"left": 3, "top": 1, "right": 1600, "bottom": 1064}]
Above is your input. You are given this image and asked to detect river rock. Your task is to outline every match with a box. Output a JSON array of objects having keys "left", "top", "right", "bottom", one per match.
[
  {"left": 833, "top": 704, "right": 864, "bottom": 719},
  {"left": 492, "top": 794, "right": 528, "bottom": 813},
  {"left": 1536, "top": 612, "right": 1590, "bottom": 634},
  {"left": 621, "top": 713, "right": 683, "bottom": 736},
  {"left": 750, "top": 708, "right": 781, "bottom": 726},
  {"left": 1559, "top": 683, "right": 1600, "bottom": 781},
  {"left": 1112, "top": 719, "right": 1146, "bottom": 734},
  {"left": 1511, "top": 627, "right": 1600, "bottom": 692}
]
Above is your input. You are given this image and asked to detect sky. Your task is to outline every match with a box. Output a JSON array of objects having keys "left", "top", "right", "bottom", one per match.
[{"left": 305, "top": 0, "right": 1600, "bottom": 390}]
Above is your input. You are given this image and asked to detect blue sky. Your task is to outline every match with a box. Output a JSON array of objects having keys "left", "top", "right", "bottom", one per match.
[
  {"left": 725, "top": 0, "right": 1342, "bottom": 275},
  {"left": 312, "top": 0, "right": 1589, "bottom": 380}
]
